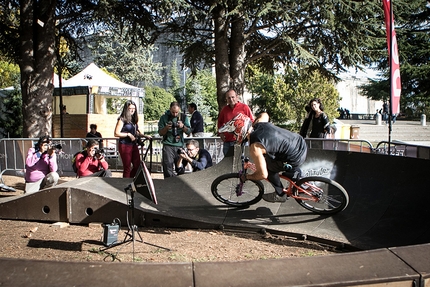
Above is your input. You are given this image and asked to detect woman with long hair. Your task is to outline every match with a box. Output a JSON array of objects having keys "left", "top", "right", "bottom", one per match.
[
  {"left": 114, "top": 100, "right": 150, "bottom": 178},
  {"left": 299, "top": 98, "right": 331, "bottom": 138}
]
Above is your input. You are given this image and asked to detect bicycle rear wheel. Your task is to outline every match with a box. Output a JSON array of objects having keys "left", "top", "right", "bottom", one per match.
[
  {"left": 293, "top": 176, "right": 349, "bottom": 215},
  {"left": 211, "top": 173, "right": 264, "bottom": 207}
]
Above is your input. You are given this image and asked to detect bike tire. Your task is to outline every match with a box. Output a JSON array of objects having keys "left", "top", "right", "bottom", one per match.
[
  {"left": 293, "top": 176, "right": 349, "bottom": 215},
  {"left": 211, "top": 173, "right": 264, "bottom": 207}
]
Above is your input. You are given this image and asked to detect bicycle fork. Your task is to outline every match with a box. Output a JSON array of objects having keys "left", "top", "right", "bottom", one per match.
[
  {"left": 235, "top": 171, "right": 245, "bottom": 196},
  {"left": 235, "top": 158, "right": 257, "bottom": 197}
]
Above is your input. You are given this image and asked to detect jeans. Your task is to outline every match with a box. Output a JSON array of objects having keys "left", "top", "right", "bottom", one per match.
[
  {"left": 25, "top": 171, "right": 59, "bottom": 193},
  {"left": 162, "top": 145, "right": 179, "bottom": 178},
  {"left": 118, "top": 143, "right": 140, "bottom": 178}
]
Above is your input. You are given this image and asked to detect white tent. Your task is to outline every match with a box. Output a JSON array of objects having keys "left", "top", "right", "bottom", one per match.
[{"left": 54, "top": 63, "right": 144, "bottom": 114}]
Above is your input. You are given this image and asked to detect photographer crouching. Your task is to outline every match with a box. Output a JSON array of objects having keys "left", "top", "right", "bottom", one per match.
[
  {"left": 176, "top": 140, "right": 213, "bottom": 175},
  {"left": 25, "top": 136, "right": 60, "bottom": 193},
  {"left": 75, "top": 139, "right": 112, "bottom": 178}
]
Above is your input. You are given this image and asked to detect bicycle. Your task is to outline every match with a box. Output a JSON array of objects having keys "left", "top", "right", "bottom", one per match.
[{"left": 211, "top": 150, "right": 349, "bottom": 215}]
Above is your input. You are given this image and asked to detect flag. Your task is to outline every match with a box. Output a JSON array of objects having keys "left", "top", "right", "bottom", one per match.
[{"left": 382, "top": 0, "right": 401, "bottom": 114}]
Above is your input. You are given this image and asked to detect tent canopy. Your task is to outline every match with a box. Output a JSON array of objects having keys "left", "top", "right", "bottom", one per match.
[
  {"left": 62, "top": 63, "right": 137, "bottom": 89},
  {"left": 54, "top": 63, "right": 144, "bottom": 114}
]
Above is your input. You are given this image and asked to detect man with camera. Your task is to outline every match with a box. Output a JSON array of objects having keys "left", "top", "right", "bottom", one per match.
[
  {"left": 176, "top": 140, "right": 213, "bottom": 175},
  {"left": 25, "top": 136, "right": 60, "bottom": 193},
  {"left": 75, "top": 139, "right": 112, "bottom": 178},
  {"left": 158, "top": 101, "right": 192, "bottom": 178}
]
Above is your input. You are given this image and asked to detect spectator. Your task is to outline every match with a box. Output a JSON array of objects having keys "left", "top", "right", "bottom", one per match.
[
  {"left": 86, "top": 124, "right": 103, "bottom": 148},
  {"left": 24, "top": 136, "right": 59, "bottom": 193},
  {"left": 75, "top": 139, "right": 111, "bottom": 177},
  {"left": 300, "top": 98, "right": 331, "bottom": 138},
  {"left": 383, "top": 101, "right": 389, "bottom": 123},
  {"left": 114, "top": 100, "right": 151, "bottom": 178},
  {"left": 217, "top": 89, "right": 254, "bottom": 156},
  {"left": 62, "top": 105, "right": 69, "bottom": 114},
  {"left": 176, "top": 139, "right": 213, "bottom": 175},
  {"left": 345, "top": 108, "right": 350, "bottom": 119},
  {"left": 158, "top": 101, "right": 191, "bottom": 178},
  {"left": 187, "top": 103, "right": 204, "bottom": 137}
]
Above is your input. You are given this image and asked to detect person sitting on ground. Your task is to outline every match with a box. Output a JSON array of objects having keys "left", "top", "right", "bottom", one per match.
[
  {"left": 75, "top": 139, "right": 112, "bottom": 178},
  {"left": 24, "top": 136, "right": 60, "bottom": 193},
  {"left": 218, "top": 112, "right": 307, "bottom": 203},
  {"left": 176, "top": 139, "right": 213, "bottom": 175},
  {"left": 86, "top": 124, "right": 103, "bottom": 148}
]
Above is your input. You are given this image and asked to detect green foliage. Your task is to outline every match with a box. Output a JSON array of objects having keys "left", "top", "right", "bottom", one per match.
[
  {"left": 0, "top": 59, "right": 22, "bottom": 137},
  {"left": 92, "top": 33, "right": 164, "bottom": 87},
  {"left": 0, "top": 86, "right": 23, "bottom": 138},
  {"left": 168, "top": 59, "right": 183, "bottom": 103},
  {"left": 360, "top": 0, "right": 430, "bottom": 118},
  {"left": 185, "top": 69, "right": 218, "bottom": 133},
  {"left": 0, "top": 59, "right": 20, "bottom": 88},
  {"left": 160, "top": 0, "right": 384, "bottom": 108},
  {"left": 106, "top": 98, "right": 127, "bottom": 115},
  {"left": 143, "top": 86, "right": 176, "bottom": 121},
  {"left": 248, "top": 66, "right": 340, "bottom": 132}
]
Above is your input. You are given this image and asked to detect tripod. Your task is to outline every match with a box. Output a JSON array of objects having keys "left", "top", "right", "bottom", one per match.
[{"left": 100, "top": 183, "right": 169, "bottom": 261}]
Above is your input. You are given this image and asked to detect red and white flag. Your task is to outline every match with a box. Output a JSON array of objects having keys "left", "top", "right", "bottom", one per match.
[{"left": 382, "top": 0, "right": 401, "bottom": 114}]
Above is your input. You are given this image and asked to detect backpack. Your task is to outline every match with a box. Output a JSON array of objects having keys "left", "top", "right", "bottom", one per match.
[{"left": 71, "top": 150, "right": 87, "bottom": 174}]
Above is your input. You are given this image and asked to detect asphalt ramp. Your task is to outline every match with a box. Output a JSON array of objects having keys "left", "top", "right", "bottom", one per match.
[{"left": 1, "top": 149, "right": 430, "bottom": 250}]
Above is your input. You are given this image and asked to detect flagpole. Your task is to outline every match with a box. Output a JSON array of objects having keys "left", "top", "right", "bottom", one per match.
[{"left": 388, "top": 0, "right": 393, "bottom": 155}]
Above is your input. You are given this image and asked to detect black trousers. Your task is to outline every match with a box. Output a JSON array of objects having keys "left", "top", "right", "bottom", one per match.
[{"left": 264, "top": 154, "right": 305, "bottom": 195}]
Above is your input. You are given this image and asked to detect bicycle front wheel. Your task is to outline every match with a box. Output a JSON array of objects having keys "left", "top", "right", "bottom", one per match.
[
  {"left": 293, "top": 176, "right": 349, "bottom": 215},
  {"left": 211, "top": 173, "right": 264, "bottom": 207}
]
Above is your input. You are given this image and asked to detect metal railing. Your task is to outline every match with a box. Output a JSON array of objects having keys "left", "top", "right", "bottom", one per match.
[
  {"left": 305, "top": 138, "right": 374, "bottom": 153},
  {"left": 374, "top": 141, "right": 430, "bottom": 160},
  {"left": 0, "top": 137, "right": 225, "bottom": 179},
  {"left": 1, "top": 137, "right": 429, "bottom": 187}
]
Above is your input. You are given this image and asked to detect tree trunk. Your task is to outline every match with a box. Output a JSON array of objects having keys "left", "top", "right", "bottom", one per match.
[
  {"left": 229, "top": 14, "right": 246, "bottom": 98},
  {"left": 213, "top": 5, "right": 230, "bottom": 111},
  {"left": 19, "top": 0, "right": 57, "bottom": 138}
]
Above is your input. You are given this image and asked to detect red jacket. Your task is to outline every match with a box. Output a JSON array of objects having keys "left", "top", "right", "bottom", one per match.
[{"left": 75, "top": 152, "right": 109, "bottom": 177}]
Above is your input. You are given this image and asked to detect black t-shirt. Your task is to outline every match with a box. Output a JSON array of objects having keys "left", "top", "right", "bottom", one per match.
[
  {"left": 177, "top": 148, "right": 213, "bottom": 175},
  {"left": 250, "top": 122, "right": 307, "bottom": 166},
  {"left": 86, "top": 132, "right": 102, "bottom": 138}
]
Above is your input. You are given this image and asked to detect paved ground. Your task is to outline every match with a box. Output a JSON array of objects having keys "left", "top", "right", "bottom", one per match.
[{"left": 335, "top": 118, "right": 430, "bottom": 146}]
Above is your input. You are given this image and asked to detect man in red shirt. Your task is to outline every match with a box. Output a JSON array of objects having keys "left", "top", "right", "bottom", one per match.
[
  {"left": 75, "top": 139, "right": 112, "bottom": 177},
  {"left": 217, "top": 89, "right": 254, "bottom": 156}
]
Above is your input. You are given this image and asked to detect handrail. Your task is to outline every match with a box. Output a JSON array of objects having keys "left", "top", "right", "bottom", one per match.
[
  {"left": 0, "top": 136, "right": 225, "bottom": 178},
  {"left": 374, "top": 140, "right": 430, "bottom": 160},
  {"left": 305, "top": 138, "right": 374, "bottom": 153},
  {"left": 1, "top": 137, "right": 429, "bottom": 186}
]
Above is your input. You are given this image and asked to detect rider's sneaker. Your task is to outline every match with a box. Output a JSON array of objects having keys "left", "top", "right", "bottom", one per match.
[{"left": 262, "top": 192, "right": 287, "bottom": 203}]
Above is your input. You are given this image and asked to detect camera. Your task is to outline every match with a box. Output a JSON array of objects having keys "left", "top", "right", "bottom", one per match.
[
  {"left": 94, "top": 148, "right": 105, "bottom": 158},
  {"left": 47, "top": 143, "right": 63, "bottom": 154},
  {"left": 177, "top": 148, "right": 186, "bottom": 155},
  {"left": 49, "top": 143, "right": 63, "bottom": 150},
  {"left": 169, "top": 121, "right": 179, "bottom": 136},
  {"left": 169, "top": 120, "right": 180, "bottom": 143}
]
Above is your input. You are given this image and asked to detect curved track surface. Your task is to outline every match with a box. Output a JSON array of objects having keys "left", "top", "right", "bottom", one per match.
[{"left": 1, "top": 149, "right": 430, "bottom": 250}]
